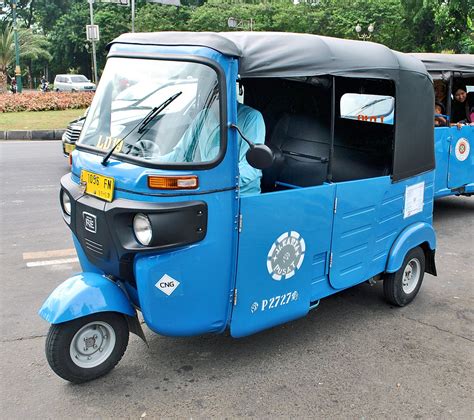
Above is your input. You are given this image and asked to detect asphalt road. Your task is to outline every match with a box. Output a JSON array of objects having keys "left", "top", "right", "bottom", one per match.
[{"left": 0, "top": 141, "right": 473, "bottom": 419}]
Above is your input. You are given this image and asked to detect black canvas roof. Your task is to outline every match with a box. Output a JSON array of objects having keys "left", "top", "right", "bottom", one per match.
[
  {"left": 109, "top": 31, "right": 435, "bottom": 181},
  {"left": 410, "top": 53, "right": 474, "bottom": 74},
  {"left": 111, "top": 31, "right": 429, "bottom": 79}
]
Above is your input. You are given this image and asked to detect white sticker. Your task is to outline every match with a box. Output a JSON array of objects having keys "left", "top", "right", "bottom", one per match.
[
  {"left": 404, "top": 182, "right": 425, "bottom": 219},
  {"left": 155, "top": 274, "right": 180, "bottom": 296},
  {"left": 267, "top": 231, "right": 306, "bottom": 281},
  {"left": 455, "top": 138, "right": 470, "bottom": 162}
]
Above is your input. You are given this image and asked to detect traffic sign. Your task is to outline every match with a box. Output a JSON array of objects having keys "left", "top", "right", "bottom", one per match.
[
  {"left": 86, "top": 25, "right": 100, "bottom": 42},
  {"left": 100, "top": 0, "right": 129, "bottom": 4}
]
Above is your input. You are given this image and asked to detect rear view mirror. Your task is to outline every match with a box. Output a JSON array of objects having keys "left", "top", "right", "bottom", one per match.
[
  {"left": 246, "top": 144, "right": 274, "bottom": 169},
  {"left": 230, "top": 123, "right": 274, "bottom": 169}
]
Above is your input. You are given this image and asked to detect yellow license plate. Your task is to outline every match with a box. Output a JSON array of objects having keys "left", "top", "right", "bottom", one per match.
[
  {"left": 80, "top": 170, "right": 115, "bottom": 202},
  {"left": 64, "top": 143, "right": 75, "bottom": 154}
]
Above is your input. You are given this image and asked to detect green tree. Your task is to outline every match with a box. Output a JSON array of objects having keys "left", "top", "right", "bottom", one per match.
[
  {"left": 0, "top": 24, "right": 14, "bottom": 92},
  {"left": 0, "top": 23, "right": 51, "bottom": 92}
]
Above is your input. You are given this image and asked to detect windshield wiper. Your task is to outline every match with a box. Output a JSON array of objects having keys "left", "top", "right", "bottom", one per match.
[
  {"left": 101, "top": 91, "right": 182, "bottom": 166},
  {"left": 137, "top": 91, "right": 182, "bottom": 134}
]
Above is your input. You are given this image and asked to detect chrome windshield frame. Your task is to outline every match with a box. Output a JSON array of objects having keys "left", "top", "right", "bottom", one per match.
[{"left": 76, "top": 53, "right": 228, "bottom": 171}]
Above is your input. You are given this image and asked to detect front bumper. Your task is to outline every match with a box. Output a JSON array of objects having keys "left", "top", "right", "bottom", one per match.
[{"left": 60, "top": 174, "right": 208, "bottom": 282}]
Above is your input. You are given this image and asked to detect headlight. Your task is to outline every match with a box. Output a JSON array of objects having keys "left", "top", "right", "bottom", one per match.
[
  {"left": 61, "top": 190, "right": 71, "bottom": 216},
  {"left": 133, "top": 213, "right": 152, "bottom": 246}
]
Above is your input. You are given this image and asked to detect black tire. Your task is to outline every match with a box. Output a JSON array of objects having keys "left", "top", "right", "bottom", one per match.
[
  {"left": 55, "top": 88, "right": 59, "bottom": 92},
  {"left": 383, "top": 246, "right": 425, "bottom": 307},
  {"left": 45, "top": 312, "right": 129, "bottom": 383}
]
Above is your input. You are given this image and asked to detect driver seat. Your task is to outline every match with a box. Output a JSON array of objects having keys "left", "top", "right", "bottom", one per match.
[{"left": 262, "top": 113, "right": 330, "bottom": 190}]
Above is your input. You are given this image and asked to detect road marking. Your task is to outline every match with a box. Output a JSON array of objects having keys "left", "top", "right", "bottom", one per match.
[
  {"left": 26, "top": 257, "right": 79, "bottom": 268},
  {"left": 23, "top": 248, "right": 76, "bottom": 260}
]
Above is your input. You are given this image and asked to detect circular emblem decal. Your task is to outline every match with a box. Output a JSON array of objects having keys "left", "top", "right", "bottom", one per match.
[
  {"left": 455, "top": 138, "right": 470, "bottom": 162},
  {"left": 267, "top": 231, "right": 306, "bottom": 281}
]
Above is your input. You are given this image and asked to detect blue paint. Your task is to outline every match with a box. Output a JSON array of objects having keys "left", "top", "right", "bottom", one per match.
[
  {"left": 434, "top": 125, "right": 474, "bottom": 198},
  {"left": 230, "top": 172, "right": 435, "bottom": 337},
  {"left": 231, "top": 184, "right": 336, "bottom": 338},
  {"left": 38, "top": 272, "right": 135, "bottom": 324},
  {"left": 329, "top": 173, "right": 434, "bottom": 289},
  {"left": 386, "top": 222, "right": 436, "bottom": 273},
  {"left": 134, "top": 189, "right": 237, "bottom": 337}
]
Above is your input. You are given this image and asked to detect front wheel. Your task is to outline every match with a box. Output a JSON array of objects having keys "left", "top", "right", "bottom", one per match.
[
  {"left": 383, "top": 247, "right": 425, "bottom": 307},
  {"left": 45, "top": 312, "right": 129, "bottom": 383}
]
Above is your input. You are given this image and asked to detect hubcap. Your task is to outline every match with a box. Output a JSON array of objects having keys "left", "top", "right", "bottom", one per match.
[
  {"left": 402, "top": 258, "right": 421, "bottom": 294},
  {"left": 70, "top": 321, "right": 116, "bottom": 368}
]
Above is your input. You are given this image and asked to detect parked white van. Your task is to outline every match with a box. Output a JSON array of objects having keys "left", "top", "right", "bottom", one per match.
[{"left": 53, "top": 74, "right": 96, "bottom": 92}]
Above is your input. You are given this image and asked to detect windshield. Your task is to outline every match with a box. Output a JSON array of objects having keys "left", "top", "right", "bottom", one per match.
[
  {"left": 70, "top": 75, "right": 89, "bottom": 83},
  {"left": 78, "top": 57, "right": 221, "bottom": 165}
]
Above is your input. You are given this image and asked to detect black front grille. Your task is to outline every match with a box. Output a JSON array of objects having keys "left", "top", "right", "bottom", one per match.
[
  {"left": 64, "top": 127, "right": 81, "bottom": 143},
  {"left": 84, "top": 238, "right": 104, "bottom": 255}
]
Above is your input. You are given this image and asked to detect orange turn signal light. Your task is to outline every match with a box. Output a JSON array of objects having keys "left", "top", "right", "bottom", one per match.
[{"left": 148, "top": 175, "right": 199, "bottom": 190}]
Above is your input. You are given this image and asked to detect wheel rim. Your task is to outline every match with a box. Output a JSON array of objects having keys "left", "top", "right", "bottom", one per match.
[
  {"left": 69, "top": 321, "right": 116, "bottom": 368},
  {"left": 402, "top": 258, "right": 421, "bottom": 294}
]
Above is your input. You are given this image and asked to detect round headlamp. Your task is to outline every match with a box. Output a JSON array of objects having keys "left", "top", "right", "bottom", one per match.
[
  {"left": 133, "top": 213, "right": 152, "bottom": 246},
  {"left": 61, "top": 190, "right": 71, "bottom": 216}
]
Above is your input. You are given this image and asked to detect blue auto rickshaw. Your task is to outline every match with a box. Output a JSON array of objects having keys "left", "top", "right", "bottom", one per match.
[
  {"left": 411, "top": 53, "right": 474, "bottom": 199},
  {"left": 40, "top": 32, "right": 438, "bottom": 383}
]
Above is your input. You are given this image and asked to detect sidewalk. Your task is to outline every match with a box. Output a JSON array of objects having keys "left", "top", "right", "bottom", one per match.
[{"left": 0, "top": 130, "right": 65, "bottom": 140}]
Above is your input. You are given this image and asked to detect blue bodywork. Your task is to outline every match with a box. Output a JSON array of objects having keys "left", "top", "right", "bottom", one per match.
[
  {"left": 231, "top": 173, "right": 434, "bottom": 337},
  {"left": 434, "top": 125, "right": 474, "bottom": 198},
  {"left": 39, "top": 272, "right": 135, "bottom": 324},
  {"left": 386, "top": 222, "right": 436, "bottom": 273},
  {"left": 40, "top": 43, "right": 438, "bottom": 339}
]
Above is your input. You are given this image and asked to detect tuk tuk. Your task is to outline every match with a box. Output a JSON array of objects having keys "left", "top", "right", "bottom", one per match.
[
  {"left": 411, "top": 53, "right": 474, "bottom": 199},
  {"left": 40, "top": 32, "right": 438, "bottom": 383}
]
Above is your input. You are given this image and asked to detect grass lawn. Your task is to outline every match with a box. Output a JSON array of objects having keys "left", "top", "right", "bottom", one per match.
[{"left": 0, "top": 109, "right": 86, "bottom": 131}]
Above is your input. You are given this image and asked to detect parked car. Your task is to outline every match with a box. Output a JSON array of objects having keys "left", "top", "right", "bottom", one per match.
[
  {"left": 62, "top": 117, "right": 85, "bottom": 156},
  {"left": 54, "top": 74, "right": 96, "bottom": 92}
]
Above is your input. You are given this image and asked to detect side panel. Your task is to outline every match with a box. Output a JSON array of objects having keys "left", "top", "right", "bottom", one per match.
[
  {"left": 230, "top": 185, "right": 336, "bottom": 338},
  {"left": 447, "top": 126, "right": 474, "bottom": 190},
  {"left": 329, "top": 174, "right": 434, "bottom": 290},
  {"left": 134, "top": 190, "right": 237, "bottom": 337},
  {"left": 433, "top": 127, "right": 451, "bottom": 197}
]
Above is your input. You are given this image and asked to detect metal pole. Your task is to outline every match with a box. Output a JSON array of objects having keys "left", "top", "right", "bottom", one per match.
[
  {"left": 88, "top": 0, "right": 98, "bottom": 84},
  {"left": 12, "top": 0, "right": 22, "bottom": 93},
  {"left": 131, "top": 0, "right": 135, "bottom": 32},
  {"left": 327, "top": 76, "right": 336, "bottom": 183}
]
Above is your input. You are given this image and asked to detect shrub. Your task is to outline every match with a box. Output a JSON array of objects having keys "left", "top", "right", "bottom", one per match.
[{"left": 0, "top": 91, "right": 94, "bottom": 113}]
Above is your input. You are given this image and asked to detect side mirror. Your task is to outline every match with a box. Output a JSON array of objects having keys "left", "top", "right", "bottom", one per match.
[
  {"left": 230, "top": 123, "right": 274, "bottom": 169},
  {"left": 246, "top": 144, "right": 274, "bottom": 169}
]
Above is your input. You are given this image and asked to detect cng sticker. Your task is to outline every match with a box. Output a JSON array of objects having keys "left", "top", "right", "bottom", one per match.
[
  {"left": 455, "top": 138, "right": 470, "bottom": 162},
  {"left": 267, "top": 231, "right": 306, "bottom": 281},
  {"left": 155, "top": 274, "right": 180, "bottom": 296}
]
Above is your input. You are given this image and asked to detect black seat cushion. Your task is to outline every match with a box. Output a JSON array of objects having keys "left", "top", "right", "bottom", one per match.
[{"left": 262, "top": 114, "right": 330, "bottom": 190}]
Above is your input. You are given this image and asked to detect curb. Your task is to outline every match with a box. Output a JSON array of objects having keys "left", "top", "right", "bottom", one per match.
[{"left": 0, "top": 129, "right": 65, "bottom": 141}]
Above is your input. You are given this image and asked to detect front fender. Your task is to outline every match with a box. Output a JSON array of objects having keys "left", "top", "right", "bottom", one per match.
[
  {"left": 386, "top": 222, "right": 436, "bottom": 273},
  {"left": 38, "top": 272, "right": 135, "bottom": 324}
]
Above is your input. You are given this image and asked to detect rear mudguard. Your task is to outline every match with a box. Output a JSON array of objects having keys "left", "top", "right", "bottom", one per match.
[
  {"left": 38, "top": 272, "right": 136, "bottom": 325},
  {"left": 386, "top": 222, "right": 437, "bottom": 275}
]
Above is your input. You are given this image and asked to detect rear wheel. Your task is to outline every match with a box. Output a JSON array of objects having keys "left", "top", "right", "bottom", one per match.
[
  {"left": 45, "top": 312, "right": 129, "bottom": 383},
  {"left": 383, "top": 247, "right": 425, "bottom": 307}
]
